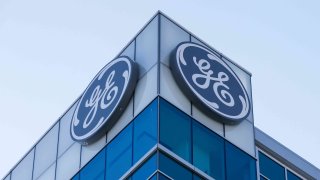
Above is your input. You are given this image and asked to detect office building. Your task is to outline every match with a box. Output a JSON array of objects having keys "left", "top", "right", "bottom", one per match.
[{"left": 2, "top": 12, "right": 320, "bottom": 180}]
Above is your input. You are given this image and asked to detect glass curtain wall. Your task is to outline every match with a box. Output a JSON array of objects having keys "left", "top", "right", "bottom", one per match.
[
  {"left": 258, "top": 151, "right": 302, "bottom": 180},
  {"left": 72, "top": 98, "right": 158, "bottom": 180},
  {"left": 159, "top": 98, "right": 256, "bottom": 180},
  {"left": 72, "top": 97, "right": 257, "bottom": 180}
]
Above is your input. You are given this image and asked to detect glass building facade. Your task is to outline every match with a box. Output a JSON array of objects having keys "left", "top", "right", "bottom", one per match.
[
  {"left": 2, "top": 12, "right": 320, "bottom": 180},
  {"left": 70, "top": 98, "right": 256, "bottom": 180}
]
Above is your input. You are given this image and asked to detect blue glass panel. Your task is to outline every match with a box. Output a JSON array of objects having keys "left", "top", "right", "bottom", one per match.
[
  {"left": 259, "top": 151, "right": 285, "bottom": 180},
  {"left": 260, "top": 175, "right": 268, "bottom": 180},
  {"left": 72, "top": 173, "right": 79, "bottom": 180},
  {"left": 133, "top": 99, "right": 158, "bottom": 163},
  {"left": 287, "top": 170, "right": 302, "bottom": 180},
  {"left": 193, "top": 121, "right": 225, "bottom": 179},
  {"left": 160, "top": 98, "right": 192, "bottom": 162},
  {"left": 80, "top": 149, "right": 105, "bottom": 180},
  {"left": 106, "top": 123, "right": 133, "bottom": 180},
  {"left": 158, "top": 172, "right": 171, "bottom": 180},
  {"left": 159, "top": 152, "right": 193, "bottom": 180},
  {"left": 226, "top": 142, "right": 256, "bottom": 180},
  {"left": 131, "top": 154, "right": 157, "bottom": 180},
  {"left": 149, "top": 173, "right": 158, "bottom": 180},
  {"left": 193, "top": 174, "right": 205, "bottom": 180}
]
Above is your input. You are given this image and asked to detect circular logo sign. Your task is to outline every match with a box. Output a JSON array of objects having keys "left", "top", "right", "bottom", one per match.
[
  {"left": 170, "top": 42, "right": 250, "bottom": 124},
  {"left": 71, "top": 56, "right": 138, "bottom": 145}
]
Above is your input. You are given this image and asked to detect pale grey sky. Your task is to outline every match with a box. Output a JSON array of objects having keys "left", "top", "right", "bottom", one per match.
[{"left": 1, "top": 0, "right": 320, "bottom": 178}]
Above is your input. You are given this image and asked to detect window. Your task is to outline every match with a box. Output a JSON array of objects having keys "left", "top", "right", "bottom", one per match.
[
  {"left": 106, "top": 123, "right": 133, "bottom": 180},
  {"left": 158, "top": 172, "right": 172, "bottom": 180},
  {"left": 260, "top": 175, "right": 268, "bottom": 180},
  {"left": 72, "top": 173, "right": 79, "bottom": 180},
  {"left": 193, "top": 174, "right": 205, "bottom": 180},
  {"left": 159, "top": 152, "right": 193, "bottom": 180},
  {"left": 80, "top": 149, "right": 105, "bottom": 180},
  {"left": 133, "top": 99, "right": 158, "bottom": 163},
  {"left": 193, "top": 121, "right": 225, "bottom": 179},
  {"left": 259, "top": 151, "right": 285, "bottom": 180},
  {"left": 160, "top": 99, "right": 192, "bottom": 162},
  {"left": 226, "top": 142, "right": 256, "bottom": 180},
  {"left": 287, "top": 170, "right": 302, "bottom": 180},
  {"left": 71, "top": 100, "right": 160, "bottom": 180},
  {"left": 131, "top": 153, "right": 157, "bottom": 180},
  {"left": 71, "top": 97, "right": 260, "bottom": 180},
  {"left": 159, "top": 97, "right": 257, "bottom": 180},
  {"left": 146, "top": 172, "right": 173, "bottom": 180}
]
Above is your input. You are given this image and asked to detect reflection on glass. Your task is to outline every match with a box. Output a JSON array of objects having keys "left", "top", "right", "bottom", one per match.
[
  {"left": 131, "top": 153, "right": 157, "bottom": 180},
  {"left": 80, "top": 149, "right": 105, "bottom": 180},
  {"left": 193, "top": 121, "right": 225, "bottom": 179},
  {"left": 69, "top": 96, "right": 265, "bottom": 180},
  {"left": 159, "top": 152, "right": 193, "bottom": 180},
  {"left": 226, "top": 142, "right": 256, "bottom": 180},
  {"left": 133, "top": 99, "right": 158, "bottom": 163},
  {"left": 106, "top": 123, "right": 133, "bottom": 180},
  {"left": 160, "top": 99, "right": 192, "bottom": 162},
  {"left": 287, "top": 170, "right": 302, "bottom": 180},
  {"left": 259, "top": 151, "right": 285, "bottom": 180}
]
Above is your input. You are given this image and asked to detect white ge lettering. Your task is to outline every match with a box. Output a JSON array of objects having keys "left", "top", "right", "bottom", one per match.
[
  {"left": 81, "top": 70, "right": 118, "bottom": 129},
  {"left": 192, "top": 54, "right": 235, "bottom": 108}
]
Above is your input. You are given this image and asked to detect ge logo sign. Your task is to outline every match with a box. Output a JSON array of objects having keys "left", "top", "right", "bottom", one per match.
[
  {"left": 171, "top": 42, "right": 250, "bottom": 124},
  {"left": 71, "top": 57, "right": 138, "bottom": 145}
]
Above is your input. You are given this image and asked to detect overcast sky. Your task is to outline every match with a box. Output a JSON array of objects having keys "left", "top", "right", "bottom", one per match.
[{"left": 1, "top": 0, "right": 320, "bottom": 178}]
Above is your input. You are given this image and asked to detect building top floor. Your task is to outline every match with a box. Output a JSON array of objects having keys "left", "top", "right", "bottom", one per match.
[{"left": 2, "top": 11, "right": 319, "bottom": 180}]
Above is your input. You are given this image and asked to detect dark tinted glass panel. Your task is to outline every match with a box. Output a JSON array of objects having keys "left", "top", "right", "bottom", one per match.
[
  {"left": 193, "top": 174, "right": 205, "bottom": 180},
  {"left": 287, "top": 170, "right": 302, "bottom": 180},
  {"left": 131, "top": 153, "right": 157, "bottom": 180},
  {"left": 106, "top": 124, "right": 133, "bottom": 180},
  {"left": 159, "top": 152, "right": 193, "bottom": 180},
  {"left": 226, "top": 142, "right": 256, "bottom": 180},
  {"left": 193, "top": 121, "right": 225, "bottom": 179},
  {"left": 260, "top": 175, "right": 268, "bottom": 180},
  {"left": 133, "top": 99, "right": 158, "bottom": 163},
  {"left": 259, "top": 151, "right": 285, "bottom": 180},
  {"left": 80, "top": 149, "right": 105, "bottom": 180},
  {"left": 158, "top": 172, "right": 171, "bottom": 180},
  {"left": 160, "top": 99, "right": 192, "bottom": 162}
]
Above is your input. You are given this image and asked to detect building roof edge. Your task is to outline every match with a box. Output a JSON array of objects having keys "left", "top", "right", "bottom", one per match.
[{"left": 255, "top": 127, "right": 320, "bottom": 179}]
